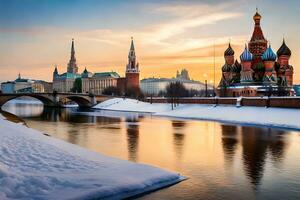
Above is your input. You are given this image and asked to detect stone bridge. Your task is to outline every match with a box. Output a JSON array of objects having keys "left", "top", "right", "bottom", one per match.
[{"left": 0, "top": 93, "right": 112, "bottom": 108}]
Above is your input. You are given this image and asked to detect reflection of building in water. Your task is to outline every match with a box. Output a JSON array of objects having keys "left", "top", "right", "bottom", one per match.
[
  {"left": 126, "top": 119, "right": 139, "bottom": 162},
  {"left": 221, "top": 125, "right": 288, "bottom": 189},
  {"left": 241, "top": 127, "right": 287, "bottom": 188},
  {"left": 171, "top": 120, "right": 186, "bottom": 160},
  {"left": 221, "top": 125, "right": 239, "bottom": 165}
]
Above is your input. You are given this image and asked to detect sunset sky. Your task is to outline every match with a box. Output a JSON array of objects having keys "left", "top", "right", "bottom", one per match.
[{"left": 1, "top": 0, "right": 300, "bottom": 85}]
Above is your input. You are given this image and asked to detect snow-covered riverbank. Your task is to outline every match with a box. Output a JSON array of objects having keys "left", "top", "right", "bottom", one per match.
[
  {"left": 94, "top": 98, "right": 300, "bottom": 130},
  {"left": 0, "top": 114, "right": 184, "bottom": 200}
]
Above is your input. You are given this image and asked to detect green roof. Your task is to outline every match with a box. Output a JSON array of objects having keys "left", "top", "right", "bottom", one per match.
[
  {"left": 93, "top": 72, "right": 120, "bottom": 78},
  {"left": 58, "top": 72, "right": 81, "bottom": 79}
]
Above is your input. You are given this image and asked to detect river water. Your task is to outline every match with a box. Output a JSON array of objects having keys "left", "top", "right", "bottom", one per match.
[{"left": 2, "top": 101, "right": 300, "bottom": 200}]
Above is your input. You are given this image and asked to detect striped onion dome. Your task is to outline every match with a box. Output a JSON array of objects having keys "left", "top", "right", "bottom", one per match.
[
  {"left": 240, "top": 45, "right": 253, "bottom": 62},
  {"left": 277, "top": 39, "right": 291, "bottom": 57},
  {"left": 224, "top": 43, "right": 234, "bottom": 56},
  {"left": 262, "top": 45, "right": 276, "bottom": 61}
]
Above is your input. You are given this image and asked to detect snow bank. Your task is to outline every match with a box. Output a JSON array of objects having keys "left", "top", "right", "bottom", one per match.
[
  {"left": 93, "top": 98, "right": 170, "bottom": 113},
  {"left": 0, "top": 114, "right": 184, "bottom": 200},
  {"left": 94, "top": 98, "right": 300, "bottom": 130}
]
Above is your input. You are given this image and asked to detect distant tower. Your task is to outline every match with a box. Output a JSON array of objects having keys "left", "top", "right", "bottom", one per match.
[
  {"left": 67, "top": 39, "right": 78, "bottom": 74},
  {"left": 53, "top": 65, "right": 59, "bottom": 79},
  {"left": 125, "top": 37, "right": 140, "bottom": 89},
  {"left": 248, "top": 8, "right": 268, "bottom": 82},
  {"left": 248, "top": 8, "right": 268, "bottom": 59}
]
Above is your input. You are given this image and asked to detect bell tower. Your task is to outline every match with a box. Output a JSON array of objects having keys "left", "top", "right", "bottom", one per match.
[{"left": 125, "top": 37, "right": 140, "bottom": 89}]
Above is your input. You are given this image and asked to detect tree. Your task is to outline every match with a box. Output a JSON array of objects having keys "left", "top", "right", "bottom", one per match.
[
  {"left": 125, "top": 87, "right": 145, "bottom": 100},
  {"left": 72, "top": 78, "right": 82, "bottom": 93},
  {"left": 102, "top": 86, "right": 120, "bottom": 96},
  {"left": 166, "top": 81, "right": 188, "bottom": 109}
]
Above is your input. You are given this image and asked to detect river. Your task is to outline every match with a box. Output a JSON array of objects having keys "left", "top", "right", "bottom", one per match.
[{"left": 2, "top": 101, "right": 300, "bottom": 200}]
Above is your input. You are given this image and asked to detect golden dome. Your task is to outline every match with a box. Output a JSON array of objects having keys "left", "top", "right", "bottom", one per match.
[{"left": 253, "top": 11, "right": 261, "bottom": 21}]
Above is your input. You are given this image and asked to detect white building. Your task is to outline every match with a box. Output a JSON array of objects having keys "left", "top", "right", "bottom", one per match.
[
  {"left": 81, "top": 70, "right": 120, "bottom": 95},
  {"left": 141, "top": 69, "right": 211, "bottom": 96},
  {"left": 1, "top": 74, "right": 49, "bottom": 93}
]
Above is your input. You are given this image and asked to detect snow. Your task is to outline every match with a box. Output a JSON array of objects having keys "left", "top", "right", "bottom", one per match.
[
  {"left": 0, "top": 114, "right": 184, "bottom": 200},
  {"left": 94, "top": 98, "right": 300, "bottom": 130},
  {"left": 94, "top": 98, "right": 170, "bottom": 113}
]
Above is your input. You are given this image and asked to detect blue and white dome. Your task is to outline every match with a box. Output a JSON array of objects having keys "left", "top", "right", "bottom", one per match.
[
  {"left": 262, "top": 45, "right": 277, "bottom": 61},
  {"left": 240, "top": 45, "right": 253, "bottom": 62}
]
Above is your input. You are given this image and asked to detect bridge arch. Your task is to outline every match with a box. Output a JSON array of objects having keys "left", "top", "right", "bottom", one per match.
[
  {"left": 60, "top": 95, "right": 93, "bottom": 108},
  {"left": 0, "top": 94, "right": 55, "bottom": 108}
]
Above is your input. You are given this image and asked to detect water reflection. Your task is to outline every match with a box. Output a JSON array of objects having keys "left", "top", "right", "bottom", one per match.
[
  {"left": 221, "top": 125, "right": 289, "bottom": 189},
  {"left": 2, "top": 102, "right": 300, "bottom": 199},
  {"left": 172, "top": 121, "right": 186, "bottom": 160},
  {"left": 221, "top": 125, "right": 239, "bottom": 165},
  {"left": 126, "top": 117, "right": 140, "bottom": 162}
]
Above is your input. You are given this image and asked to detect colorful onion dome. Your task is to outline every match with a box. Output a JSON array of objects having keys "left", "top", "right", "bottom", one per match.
[
  {"left": 262, "top": 45, "right": 276, "bottom": 61},
  {"left": 277, "top": 39, "right": 291, "bottom": 57},
  {"left": 224, "top": 43, "right": 234, "bottom": 56},
  {"left": 222, "top": 63, "right": 232, "bottom": 72},
  {"left": 240, "top": 44, "right": 253, "bottom": 62}
]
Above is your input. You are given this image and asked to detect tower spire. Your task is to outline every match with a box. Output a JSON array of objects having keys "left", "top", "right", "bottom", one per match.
[
  {"left": 126, "top": 37, "right": 139, "bottom": 73},
  {"left": 130, "top": 37, "right": 135, "bottom": 51},
  {"left": 67, "top": 38, "right": 78, "bottom": 74}
]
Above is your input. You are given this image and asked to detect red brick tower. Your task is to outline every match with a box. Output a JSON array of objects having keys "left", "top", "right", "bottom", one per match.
[
  {"left": 125, "top": 37, "right": 140, "bottom": 90},
  {"left": 248, "top": 9, "right": 268, "bottom": 82}
]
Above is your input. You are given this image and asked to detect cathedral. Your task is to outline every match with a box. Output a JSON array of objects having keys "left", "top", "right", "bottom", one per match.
[
  {"left": 218, "top": 9, "right": 294, "bottom": 97},
  {"left": 52, "top": 38, "right": 140, "bottom": 95}
]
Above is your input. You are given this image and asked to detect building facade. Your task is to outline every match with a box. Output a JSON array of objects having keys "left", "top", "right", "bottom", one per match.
[
  {"left": 1, "top": 74, "right": 51, "bottom": 93},
  {"left": 141, "top": 69, "right": 209, "bottom": 96},
  {"left": 82, "top": 71, "right": 120, "bottom": 95},
  {"left": 52, "top": 39, "right": 121, "bottom": 94},
  {"left": 52, "top": 38, "right": 140, "bottom": 95},
  {"left": 217, "top": 10, "right": 294, "bottom": 97}
]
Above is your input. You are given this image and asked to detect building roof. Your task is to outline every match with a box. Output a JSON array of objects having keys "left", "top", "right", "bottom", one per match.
[
  {"left": 277, "top": 39, "right": 291, "bottom": 57},
  {"left": 250, "top": 10, "right": 266, "bottom": 42},
  {"left": 262, "top": 45, "right": 277, "bottom": 61},
  {"left": 240, "top": 45, "right": 253, "bottom": 62},
  {"left": 224, "top": 43, "right": 234, "bottom": 56},
  {"left": 93, "top": 72, "right": 120, "bottom": 78},
  {"left": 57, "top": 72, "right": 81, "bottom": 79}
]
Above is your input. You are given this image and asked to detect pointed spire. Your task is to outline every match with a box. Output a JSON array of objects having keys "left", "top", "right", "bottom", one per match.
[
  {"left": 54, "top": 65, "right": 58, "bottom": 74},
  {"left": 67, "top": 38, "right": 78, "bottom": 74},
  {"left": 130, "top": 37, "right": 135, "bottom": 51},
  {"left": 71, "top": 38, "right": 75, "bottom": 58}
]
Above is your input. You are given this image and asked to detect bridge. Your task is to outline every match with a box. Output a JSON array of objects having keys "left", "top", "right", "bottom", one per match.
[{"left": 0, "top": 93, "right": 112, "bottom": 108}]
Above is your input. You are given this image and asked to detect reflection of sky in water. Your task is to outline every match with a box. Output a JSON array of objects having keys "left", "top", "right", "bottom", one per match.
[{"left": 2, "top": 103, "right": 300, "bottom": 200}]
